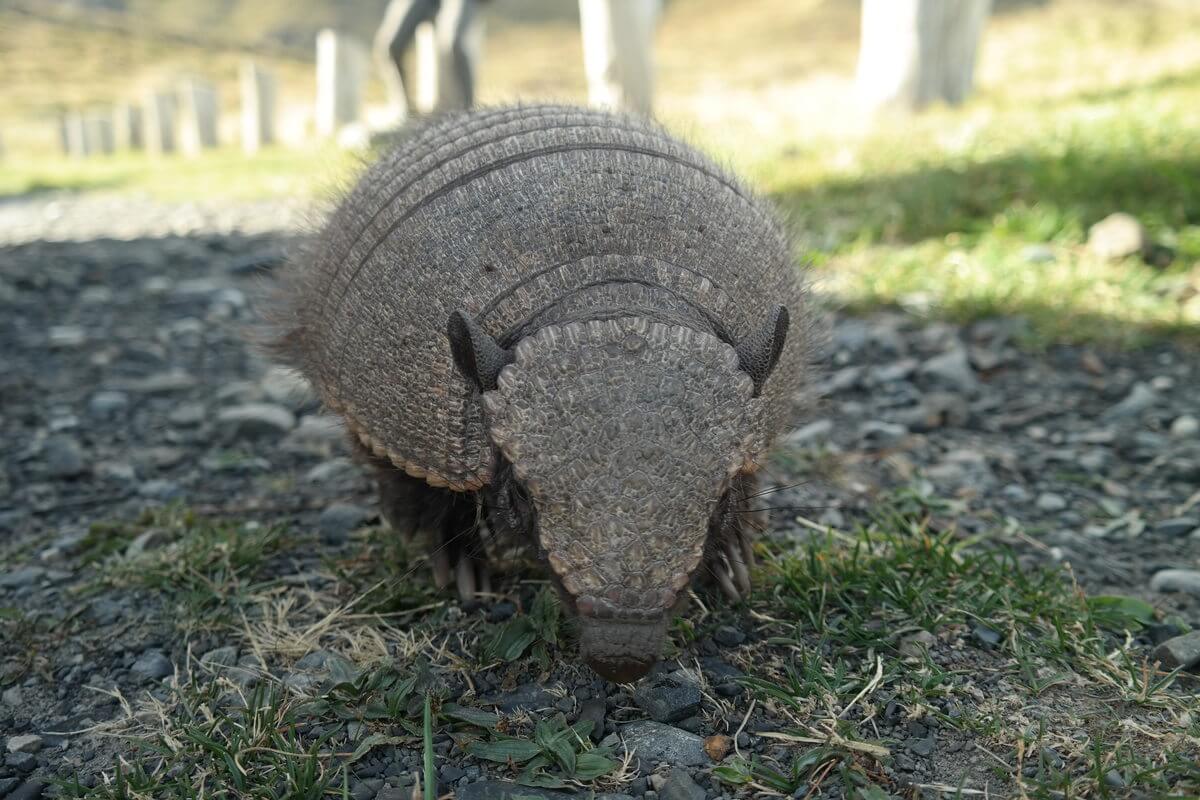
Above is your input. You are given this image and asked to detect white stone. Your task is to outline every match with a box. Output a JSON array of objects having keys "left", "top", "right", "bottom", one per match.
[
  {"left": 1170, "top": 414, "right": 1199, "bottom": 438},
  {"left": 6, "top": 734, "right": 42, "bottom": 754}
]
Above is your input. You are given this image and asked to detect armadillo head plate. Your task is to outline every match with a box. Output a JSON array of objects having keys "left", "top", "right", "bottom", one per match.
[{"left": 482, "top": 317, "right": 768, "bottom": 680}]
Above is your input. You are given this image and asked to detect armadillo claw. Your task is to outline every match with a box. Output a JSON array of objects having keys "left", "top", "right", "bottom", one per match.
[
  {"left": 455, "top": 559, "right": 492, "bottom": 603},
  {"left": 725, "top": 540, "right": 752, "bottom": 596},
  {"left": 432, "top": 548, "right": 452, "bottom": 591},
  {"left": 715, "top": 558, "right": 742, "bottom": 603}
]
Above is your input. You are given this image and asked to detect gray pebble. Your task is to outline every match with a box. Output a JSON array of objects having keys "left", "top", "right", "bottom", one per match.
[
  {"left": 138, "top": 480, "right": 184, "bottom": 501},
  {"left": 1170, "top": 414, "right": 1199, "bottom": 438},
  {"left": 1102, "top": 382, "right": 1156, "bottom": 420},
  {"left": 87, "top": 391, "right": 129, "bottom": 417},
  {"left": 1151, "top": 632, "right": 1200, "bottom": 671},
  {"left": 658, "top": 769, "right": 705, "bottom": 800},
  {"left": 45, "top": 435, "right": 87, "bottom": 478},
  {"left": 620, "top": 721, "right": 708, "bottom": 767},
  {"left": 0, "top": 567, "right": 45, "bottom": 590},
  {"left": 1036, "top": 492, "right": 1068, "bottom": 512},
  {"left": 131, "top": 650, "right": 173, "bottom": 681},
  {"left": 6, "top": 734, "right": 43, "bottom": 754},
  {"left": 633, "top": 683, "right": 701, "bottom": 724},
  {"left": 48, "top": 325, "right": 87, "bottom": 348},
  {"left": 859, "top": 420, "right": 908, "bottom": 448},
  {"left": 920, "top": 346, "right": 980, "bottom": 395},
  {"left": 318, "top": 503, "right": 372, "bottom": 544},
  {"left": 1154, "top": 517, "right": 1199, "bottom": 538},
  {"left": 200, "top": 646, "right": 239, "bottom": 669},
  {"left": 217, "top": 403, "right": 296, "bottom": 439},
  {"left": 1149, "top": 569, "right": 1200, "bottom": 597}
]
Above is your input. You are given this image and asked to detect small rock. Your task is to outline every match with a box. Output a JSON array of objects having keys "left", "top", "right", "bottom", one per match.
[
  {"left": 920, "top": 346, "right": 980, "bottom": 395},
  {"left": 1087, "top": 213, "right": 1148, "bottom": 261},
  {"left": 87, "top": 391, "right": 129, "bottom": 417},
  {"left": 907, "top": 735, "right": 936, "bottom": 757},
  {"left": 216, "top": 403, "right": 296, "bottom": 439},
  {"left": 44, "top": 435, "right": 87, "bottom": 478},
  {"left": 577, "top": 698, "right": 607, "bottom": 742},
  {"left": 1104, "top": 769, "right": 1126, "bottom": 788},
  {"left": 6, "top": 734, "right": 43, "bottom": 754},
  {"left": 0, "top": 567, "right": 45, "bottom": 589},
  {"left": 1146, "top": 623, "right": 1184, "bottom": 646},
  {"left": 2, "top": 686, "right": 24, "bottom": 707},
  {"left": 634, "top": 684, "right": 702, "bottom": 724},
  {"left": 95, "top": 461, "right": 137, "bottom": 483},
  {"left": 658, "top": 769, "right": 705, "bottom": 800},
  {"left": 859, "top": 420, "right": 908, "bottom": 448},
  {"left": 5, "top": 751, "right": 36, "bottom": 773},
  {"left": 48, "top": 325, "right": 87, "bottom": 348},
  {"left": 131, "top": 650, "right": 173, "bottom": 681},
  {"left": 480, "top": 683, "right": 554, "bottom": 712},
  {"left": 1150, "top": 569, "right": 1200, "bottom": 597},
  {"left": 784, "top": 419, "right": 833, "bottom": 447},
  {"left": 138, "top": 480, "right": 184, "bottom": 501},
  {"left": 1102, "top": 383, "right": 1156, "bottom": 420},
  {"left": 899, "top": 630, "right": 937, "bottom": 659},
  {"left": 1151, "top": 632, "right": 1200, "bottom": 671},
  {"left": 305, "top": 458, "right": 359, "bottom": 484},
  {"left": 200, "top": 646, "right": 239, "bottom": 669},
  {"left": 972, "top": 625, "right": 1002, "bottom": 648},
  {"left": 116, "top": 370, "right": 197, "bottom": 395},
  {"left": 1170, "top": 415, "right": 1199, "bottom": 439},
  {"left": 621, "top": 721, "right": 708, "bottom": 767},
  {"left": 1154, "top": 517, "right": 1199, "bottom": 538},
  {"left": 819, "top": 366, "right": 862, "bottom": 395},
  {"left": 456, "top": 782, "right": 573, "bottom": 800},
  {"left": 167, "top": 403, "right": 207, "bottom": 427},
  {"left": 1021, "top": 244, "right": 1055, "bottom": 264},
  {"left": 318, "top": 503, "right": 372, "bottom": 544},
  {"left": 1036, "top": 492, "right": 1068, "bottom": 512},
  {"left": 713, "top": 625, "right": 746, "bottom": 647}
]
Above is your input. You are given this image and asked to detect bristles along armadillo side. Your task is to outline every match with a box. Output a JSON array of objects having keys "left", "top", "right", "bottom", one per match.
[{"left": 271, "top": 104, "right": 812, "bottom": 491}]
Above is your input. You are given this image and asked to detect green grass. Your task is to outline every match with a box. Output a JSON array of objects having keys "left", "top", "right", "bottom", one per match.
[
  {"left": 0, "top": 144, "right": 357, "bottom": 202},
  {"left": 56, "top": 490, "right": 1198, "bottom": 798}
]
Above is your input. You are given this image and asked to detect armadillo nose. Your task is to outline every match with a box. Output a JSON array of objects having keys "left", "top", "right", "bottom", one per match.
[
  {"left": 578, "top": 616, "right": 667, "bottom": 684},
  {"left": 586, "top": 653, "right": 656, "bottom": 683}
]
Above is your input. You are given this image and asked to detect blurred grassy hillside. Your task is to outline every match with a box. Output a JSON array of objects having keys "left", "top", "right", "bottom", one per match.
[{"left": 1, "top": 0, "right": 1198, "bottom": 343}]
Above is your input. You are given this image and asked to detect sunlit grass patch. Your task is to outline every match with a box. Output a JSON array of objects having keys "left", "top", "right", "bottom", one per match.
[{"left": 733, "top": 488, "right": 1200, "bottom": 797}]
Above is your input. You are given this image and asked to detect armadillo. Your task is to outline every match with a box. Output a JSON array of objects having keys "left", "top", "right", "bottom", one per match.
[{"left": 270, "top": 104, "right": 812, "bottom": 681}]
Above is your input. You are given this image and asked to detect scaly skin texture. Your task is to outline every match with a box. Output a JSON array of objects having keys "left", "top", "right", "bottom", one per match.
[{"left": 271, "top": 104, "right": 813, "bottom": 680}]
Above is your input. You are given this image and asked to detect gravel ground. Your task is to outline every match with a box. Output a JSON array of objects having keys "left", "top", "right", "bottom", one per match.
[{"left": 1, "top": 197, "right": 1198, "bottom": 798}]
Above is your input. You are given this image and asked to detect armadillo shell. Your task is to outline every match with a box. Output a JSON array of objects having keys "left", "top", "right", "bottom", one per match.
[{"left": 278, "top": 104, "right": 808, "bottom": 491}]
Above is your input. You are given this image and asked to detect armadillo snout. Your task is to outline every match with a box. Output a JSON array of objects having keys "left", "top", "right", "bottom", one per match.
[{"left": 578, "top": 617, "right": 668, "bottom": 683}]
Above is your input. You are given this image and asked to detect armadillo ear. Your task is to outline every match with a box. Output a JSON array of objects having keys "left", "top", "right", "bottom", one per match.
[
  {"left": 447, "top": 311, "right": 512, "bottom": 392},
  {"left": 736, "top": 305, "right": 789, "bottom": 396}
]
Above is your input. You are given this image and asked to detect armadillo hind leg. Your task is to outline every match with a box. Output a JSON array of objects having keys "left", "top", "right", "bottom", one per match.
[
  {"left": 703, "top": 472, "right": 764, "bottom": 603},
  {"left": 362, "top": 448, "right": 492, "bottom": 602}
]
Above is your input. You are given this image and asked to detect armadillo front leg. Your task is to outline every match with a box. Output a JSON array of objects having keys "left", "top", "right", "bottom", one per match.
[
  {"left": 704, "top": 472, "right": 762, "bottom": 603},
  {"left": 357, "top": 444, "right": 492, "bottom": 602}
]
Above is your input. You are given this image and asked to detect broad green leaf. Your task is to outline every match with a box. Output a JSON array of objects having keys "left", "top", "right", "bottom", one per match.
[
  {"left": 573, "top": 752, "right": 617, "bottom": 780},
  {"left": 442, "top": 703, "right": 500, "bottom": 729},
  {"left": 1088, "top": 595, "right": 1156, "bottom": 630},
  {"left": 485, "top": 617, "right": 539, "bottom": 662},
  {"left": 467, "top": 739, "right": 542, "bottom": 764}
]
